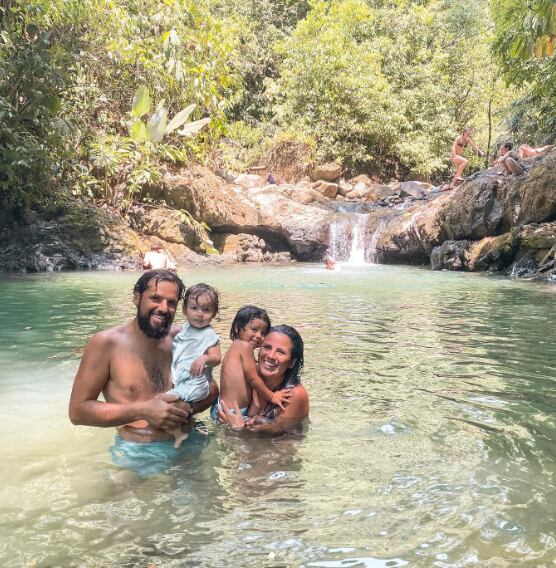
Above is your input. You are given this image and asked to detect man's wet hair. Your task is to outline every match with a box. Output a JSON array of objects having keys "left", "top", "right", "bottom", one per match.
[
  {"left": 133, "top": 269, "right": 185, "bottom": 301},
  {"left": 267, "top": 324, "right": 304, "bottom": 386},
  {"left": 503, "top": 141, "right": 513, "bottom": 150},
  {"left": 184, "top": 283, "right": 219, "bottom": 314},
  {"left": 230, "top": 305, "right": 271, "bottom": 340}
]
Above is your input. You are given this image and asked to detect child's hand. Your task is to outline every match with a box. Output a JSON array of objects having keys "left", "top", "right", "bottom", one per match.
[
  {"left": 189, "top": 355, "right": 207, "bottom": 377},
  {"left": 271, "top": 389, "right": 292, "bottom": 410}
]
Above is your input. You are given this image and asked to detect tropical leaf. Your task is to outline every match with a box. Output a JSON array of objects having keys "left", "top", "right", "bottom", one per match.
[
  {"left": 166, "top": 104, "right": 196, "bottom": 133},
  {"left": 130, "top": 120, "right": 147, "bottom": 141},
  {"left": 177, "top": 117, "right": 211, "bottom": 137},
  {"left": 132, "top": 86, "right": 151, "bottom": 118},
  {"left": 146, "top": 107, "right": 168, "bottom": 143}
]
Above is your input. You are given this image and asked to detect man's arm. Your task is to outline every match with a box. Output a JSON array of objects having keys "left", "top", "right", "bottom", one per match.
[{"left": 69, "top": 332, "right": 188, "bottom": 429}]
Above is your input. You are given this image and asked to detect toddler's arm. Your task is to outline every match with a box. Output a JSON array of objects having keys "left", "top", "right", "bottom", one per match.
[{"left": 190, "top": 343, "right": 221, "bottom": 377}]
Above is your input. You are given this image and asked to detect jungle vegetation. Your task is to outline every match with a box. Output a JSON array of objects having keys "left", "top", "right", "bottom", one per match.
[{"left": 1, "top": 0, "right": 555, "bottom": 219}]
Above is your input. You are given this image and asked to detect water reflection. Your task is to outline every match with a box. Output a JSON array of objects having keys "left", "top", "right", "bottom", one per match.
[{"left": 0, "top": 267, "right": 555, "bottom": 566}]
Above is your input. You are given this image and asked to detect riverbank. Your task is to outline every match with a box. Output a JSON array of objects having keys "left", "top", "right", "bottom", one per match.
[{"left": 1, "top": 152, "right": 554, "bottom": 281}]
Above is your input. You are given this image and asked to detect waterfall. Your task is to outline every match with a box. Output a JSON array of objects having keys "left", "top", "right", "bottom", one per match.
[
  {"left": 328, "top": 213, "right": 371, "bottom": 265},
  {"left": 328, "top": 213, "right": 388, "bottom": 265}
]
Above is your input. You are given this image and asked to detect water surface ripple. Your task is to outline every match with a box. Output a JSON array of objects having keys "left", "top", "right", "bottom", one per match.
[{"left": 0, "top": 267, "right": 554, "bottom": 567}]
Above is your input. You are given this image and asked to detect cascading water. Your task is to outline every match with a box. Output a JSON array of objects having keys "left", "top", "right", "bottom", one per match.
[
  {"left": 328, "top": 213, "right": 371, "bottom": 265},
  {"left": 327, "top": 210, "right": 388, "bottom": 265}
]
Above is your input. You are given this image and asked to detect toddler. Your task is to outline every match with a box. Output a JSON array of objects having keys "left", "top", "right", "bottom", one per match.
[
  {"left": 216, "top": 305, "right": 290, "bottom": 420},
  {"left": 168, "top": 283, "right": 221, "bottom": 447}
]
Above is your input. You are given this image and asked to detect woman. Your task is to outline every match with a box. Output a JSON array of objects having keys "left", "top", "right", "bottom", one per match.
[
  {"left": 218, "top": 325, "right": 309, "bottom": 433},
  {"left": 450, "top": 128, "right": 485, "bottom": 187}
]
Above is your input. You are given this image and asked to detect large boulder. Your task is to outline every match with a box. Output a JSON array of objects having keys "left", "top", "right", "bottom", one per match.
[
  {"left": 312, "top": 180, "right": 338, "bottom": 199},
  {"left": 245, "top": 188, "right": 331, "bottom": 260},
  {"left": 157, "top": 166, "right": 260, "bottom": 231},
  {"left": 310, "top": 162, "right": 343, "bottom": 182},
  {"left": 127, "top": 204, "right": 198, "bottom": 249}
]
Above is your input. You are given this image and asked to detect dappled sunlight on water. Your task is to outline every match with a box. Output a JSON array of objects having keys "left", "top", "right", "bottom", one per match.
[{"left": 0, "top": 266, "right": 554, "bottom": 566}]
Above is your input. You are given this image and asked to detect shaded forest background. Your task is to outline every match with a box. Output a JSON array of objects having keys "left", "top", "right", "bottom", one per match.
[{"left": 1, "top": 0, "right": 555, "bottom": 221}]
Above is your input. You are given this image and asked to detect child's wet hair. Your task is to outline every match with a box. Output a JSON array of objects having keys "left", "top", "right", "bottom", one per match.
[
  {"left": 184, "top": 283, "right": 219, "bottom": 314},
  {"left": 230, "top": 305, "right": 271, "bottom": 340}
]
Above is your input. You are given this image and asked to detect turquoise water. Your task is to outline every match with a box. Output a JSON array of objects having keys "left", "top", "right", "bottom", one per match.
[{"left": 0, "top": 265, "right": 555, "bottom": 567}]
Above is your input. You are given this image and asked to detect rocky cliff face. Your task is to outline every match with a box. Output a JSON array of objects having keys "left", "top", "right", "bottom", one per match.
[
  {"left": 373, "top": 151, "right": 556, "bottom": 281},
  {"left": 1, "top": 152, "right": 554, "bottom": 281}
]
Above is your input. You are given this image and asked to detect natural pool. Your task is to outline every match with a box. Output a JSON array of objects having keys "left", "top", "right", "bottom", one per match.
[{"left": 0, "top": 265, "right": 555, "bottom": 567}]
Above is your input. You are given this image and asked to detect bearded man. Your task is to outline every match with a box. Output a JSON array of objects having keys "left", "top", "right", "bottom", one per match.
[{"left": 69, "top": 270, "right": 218, "bottom": 454}]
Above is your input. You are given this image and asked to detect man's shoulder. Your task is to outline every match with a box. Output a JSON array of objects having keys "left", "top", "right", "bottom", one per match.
[{"left": 88, "top": 322, "right": 131, "bottom": 348}]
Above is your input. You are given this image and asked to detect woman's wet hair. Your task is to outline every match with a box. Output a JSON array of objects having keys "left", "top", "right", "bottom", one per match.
[
  {"left": 268, "top": 324, "right": 304, "bottom": 385},
  {"left": 503, "top": 141, "right": 513, "bottom": 150},
  {"left": 184, "top": 283, "right": 219, "bottom": 314},
  {"left": 230, "top": 305, "right": 271, "bottom": 340},
  {"left": 133, "top": 269, "right": 185, "bottom": 301}
]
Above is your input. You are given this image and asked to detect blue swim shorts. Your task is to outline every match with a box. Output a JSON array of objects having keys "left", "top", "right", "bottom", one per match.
[{"left": 109, "top": 433, "right": 204, "bottom": 477}]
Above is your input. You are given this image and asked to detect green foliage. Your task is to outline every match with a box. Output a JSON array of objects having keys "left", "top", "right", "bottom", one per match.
[
  {"left": 267, "top": 0, "right": 504, "bottom": 177},
  {"left": 129, "top": 87, "right": 210, "bottom": 143},
  {"left": 491, "top": 0, "right": 556, "bottom": 143}
]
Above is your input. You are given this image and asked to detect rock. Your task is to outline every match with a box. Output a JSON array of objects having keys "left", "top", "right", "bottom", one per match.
[
  {"left": 246, "top": 189, "right": 331, "bottom": 259},
  {"left": 312, "top": 180, "right": 338, "bottom": 199},
  {"left": 345, "top": 181, "right": 368, "bottom": 199},
  {"left": 337, "top": 180, "right": 353, "bottom": 197},
  {"left": 310, "top": 162, "right": 342, "bottom": 182},
  {"left": 349, "top": 174, "right": 374, "bottom": 186},
  {"left": 233, "top": 173, "right": 265, "bottom": 189},
  {"left": 127, "top": 204, "right": 198, "bottom": 249},
  {"left": 366, "top": 183, "right": 396, "bottom": 203},
  {"left": 158, "top": 166, "right": 260, "bottom": 230},
  {"left": 397, "top": 181, "right": 431, "bottom": 199},
  {"left": 283, "top": 185, "right": 329, "bottom": 205},
  {"left": 430, "top": 240, "right": 470, "bottom": 271}
]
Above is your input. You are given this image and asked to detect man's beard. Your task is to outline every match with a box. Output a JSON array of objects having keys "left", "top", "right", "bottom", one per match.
[{"left": 137, "top": 307, "right": 172, "bottom": 339}]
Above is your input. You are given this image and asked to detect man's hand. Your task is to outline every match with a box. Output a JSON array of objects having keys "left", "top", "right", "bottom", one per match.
[
  {"left": 189, "top": 355, "right": 207, "bottom": 377},
  {"left": 141, "top": 393, "right": 190, "bottom": 429},
  {"left": 271, "top": 389, "right": 292, "bottom": 410}
]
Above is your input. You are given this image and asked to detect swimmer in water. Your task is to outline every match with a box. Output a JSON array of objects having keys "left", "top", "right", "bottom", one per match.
[
  {"left": 69, "top": 270, "right": 218, "bottom": 463},
  {"left": 214, "top": 306, "right": 291, "bottom": 421}
]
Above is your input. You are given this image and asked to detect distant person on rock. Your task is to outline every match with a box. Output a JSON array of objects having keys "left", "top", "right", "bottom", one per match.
[
  {"left": 143, "top": 238, "right": 177, "bottom": 272},
  {"left": 324, "top": 257, "right": 336, "bottom": 270},
  {"left": 494, "top": 142, "right": 524, "bottom": 176},
  {"left": 450, "top": 128, "right": 485, "bottom": 187},
  {"left": 518, "top": 144, "right": 553, "bottom": 159}
]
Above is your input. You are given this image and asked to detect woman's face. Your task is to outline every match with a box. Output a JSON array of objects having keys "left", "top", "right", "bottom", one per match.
[{"left": 258, "top": 332, "right": 295, "bottom": 383}]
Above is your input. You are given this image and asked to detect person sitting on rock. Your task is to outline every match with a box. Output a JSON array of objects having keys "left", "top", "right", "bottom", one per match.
[
  {"left": 450, "top": 128, "right": 485, "bottom": 187},
  {"left": 143, "top": 238, "right": 177, "bottom": 272},
  {"left": 518, "top": 144, "right": 553, "bottom": 159},
  {"left": 494, "top": 142, "right": 524, "bottom": 176}
]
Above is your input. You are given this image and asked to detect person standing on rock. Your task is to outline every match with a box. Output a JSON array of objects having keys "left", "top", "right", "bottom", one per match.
[
  {"left": 450, "top": 128, "right": 485, "bottom": 187},
  {"left": 143, "top": 237, "right": 177, "bottom": 272}
]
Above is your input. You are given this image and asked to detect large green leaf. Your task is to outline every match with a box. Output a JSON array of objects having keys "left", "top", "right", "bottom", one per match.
[
  {"left": 146, "top": 108, "right": 168, "bottom": 143},
  {"left": 177, "top": 117, "right": 211, "bottom": 137},
  {"left": 132, "top": 86, "right": 151, "bottom": 118},
  {"left": 130, "top": 120, "right": 147, "bottom": 141},
  {"left": 166, "top": 104, "right": 196, "bottom": 133}
]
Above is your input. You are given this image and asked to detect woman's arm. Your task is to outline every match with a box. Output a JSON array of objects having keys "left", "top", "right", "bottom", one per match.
[{"left": 218, "top": 386, "right": 309, "bottom": 434}]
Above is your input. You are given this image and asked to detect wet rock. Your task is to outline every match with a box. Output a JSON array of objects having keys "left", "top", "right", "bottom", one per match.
[
  {"left": 337, "top": 180, "right": 353, "bottom": 197},
  {"left": 233, "top": 173, "right": 265, "bottom": 189}
]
